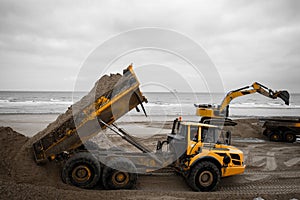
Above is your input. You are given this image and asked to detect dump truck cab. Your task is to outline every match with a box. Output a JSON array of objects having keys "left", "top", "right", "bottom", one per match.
[{"left": 165, "top": 118, "right": 245, "bottom": 191}]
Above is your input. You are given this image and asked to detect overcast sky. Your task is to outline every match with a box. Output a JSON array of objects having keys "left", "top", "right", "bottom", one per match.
[{"left": 0, "top": 0, "right": 299, "bottom": 93}]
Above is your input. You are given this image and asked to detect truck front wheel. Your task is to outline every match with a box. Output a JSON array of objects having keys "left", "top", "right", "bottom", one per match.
[
  {"left": 61, "top": 152, "right": 101, "bottom": 189},
  {"left": 187, "top": 161, "right": 220, "bottom": 192}
]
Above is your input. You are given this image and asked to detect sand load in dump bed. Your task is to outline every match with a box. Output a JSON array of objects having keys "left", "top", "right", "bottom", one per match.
[{"left": 32, "top": 65, "right": 147, "bottom": 164}]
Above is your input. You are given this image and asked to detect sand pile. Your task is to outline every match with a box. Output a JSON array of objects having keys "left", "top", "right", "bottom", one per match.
[
  {"left": 0, "top": 126, "right": 67, "bottom": 187},
  {"left": 0, "top": 127, "right": 28, "bottom": 179},
  {"left": 225, "top": 118, "right": 264, "bottom": 139}
]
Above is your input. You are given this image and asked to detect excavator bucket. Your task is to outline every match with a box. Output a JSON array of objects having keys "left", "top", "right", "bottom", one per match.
[{"left": 277, "top": 90, "right": 290, "bottom": 105}]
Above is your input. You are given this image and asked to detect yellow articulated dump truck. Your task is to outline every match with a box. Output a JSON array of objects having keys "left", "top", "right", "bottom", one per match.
[
  {"left": 158, "top": 118, "right": 245, "bottom": 191},
  {"left": 32, "top": 65, "right": 245, "bottom": 192}
]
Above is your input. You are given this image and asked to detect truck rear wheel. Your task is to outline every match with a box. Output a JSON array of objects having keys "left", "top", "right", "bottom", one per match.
[
  {"left": 187, "top": 161, "right": 220, "bottom": 192},
  {"left": 284, "top": 131, "right": 296, "bottom": 143},
  {"left": 269, "top": 131, "right": 282, "bottom": 142},
  {"left": 61, "top": 152, "right": 101, "bottom": 189},
  {"left": 102, "top": 157, "right": 137, "bottom": 190}
]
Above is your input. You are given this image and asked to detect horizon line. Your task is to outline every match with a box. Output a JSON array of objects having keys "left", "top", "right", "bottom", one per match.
[{"left": 0, "top": 90, "right": 300, "bottom": 95}]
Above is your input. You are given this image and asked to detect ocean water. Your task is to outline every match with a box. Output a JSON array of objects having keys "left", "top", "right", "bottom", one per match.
[{"left": 0, "top": 91, "right": 299, "bottom": 117}]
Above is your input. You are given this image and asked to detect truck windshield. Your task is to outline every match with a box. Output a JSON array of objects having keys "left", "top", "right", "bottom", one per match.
[
  {"left": 190, "top": 125, "right": 199, "bottom": 141},
  {"left": 201, "top": 128, "right": 222, "bottom": 144}
]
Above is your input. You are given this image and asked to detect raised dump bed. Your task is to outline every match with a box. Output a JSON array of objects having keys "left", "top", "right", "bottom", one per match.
[{"left": 32, "top": 65, "right": 147, "bottom": 163}]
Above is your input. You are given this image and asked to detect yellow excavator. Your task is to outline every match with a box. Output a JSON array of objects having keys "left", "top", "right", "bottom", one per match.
[{"left": 195, "top": 82, "right": 290, "bottom": 125}]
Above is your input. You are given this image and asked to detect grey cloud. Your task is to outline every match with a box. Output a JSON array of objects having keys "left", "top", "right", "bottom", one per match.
[{"left": 0, "top": 0, "right": 299, "bottom": 92}]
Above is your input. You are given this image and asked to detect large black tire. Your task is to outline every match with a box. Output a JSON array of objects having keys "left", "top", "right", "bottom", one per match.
[
  {"left": 284, "top": 131, "right": 296, "bottom": 143},
  {"left": 269, "top": 131, "right": 282, "bottom": 142},
  {"left": 61, "top": 152, "right": 101, "bottom": 189},
  {"left": 102, "top": 157, "right": 137, "bottom": 190},
  {"left": 187, "top": 161, "right": 220, "bottom": 192}
]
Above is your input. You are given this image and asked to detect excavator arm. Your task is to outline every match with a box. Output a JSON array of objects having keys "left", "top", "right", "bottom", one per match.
[
  {"left": 219, "top": 82, "right": 289, "bottom": 111},
  {"left": 195, "top": 82, "right": 290, "bottom": 120}
]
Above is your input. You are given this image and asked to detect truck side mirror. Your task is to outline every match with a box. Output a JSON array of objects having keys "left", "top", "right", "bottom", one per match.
[{"left": 226, "top": 131, "right": 231, "bottom": 145}]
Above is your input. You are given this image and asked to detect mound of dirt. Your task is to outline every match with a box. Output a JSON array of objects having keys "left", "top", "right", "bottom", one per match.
[
  {"left": 0, "top": 126, "right": 66, "bottom": 188},
  {"left": 225, "top": 118, "right": 264, "bottom": 139},
  {"left": 0, "top": 127, "right": 28, "bottom": 179}
]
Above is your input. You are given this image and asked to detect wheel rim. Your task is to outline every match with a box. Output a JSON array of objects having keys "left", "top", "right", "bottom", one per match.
[
  {"left": 271, "top": 134, "right": 280, "bottom": 141},
  {"left": 72, "top": 165, "right": 92, "bottom": 183},
  {"left": 112, "top": 171, "right": 129, "bottom": 186},
  {"left": 199, "top": 170, "right": 213, "bottom": 187},
  {"left": 285, "top": 134, "right": 294, "bottom": 142}
]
